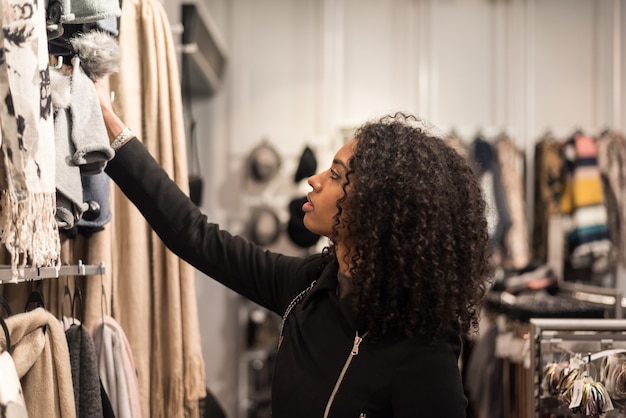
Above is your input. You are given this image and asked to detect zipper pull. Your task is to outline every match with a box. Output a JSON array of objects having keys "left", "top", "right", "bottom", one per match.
[{"left": 351, "top": 333, "right": 363, "bottom": 355}]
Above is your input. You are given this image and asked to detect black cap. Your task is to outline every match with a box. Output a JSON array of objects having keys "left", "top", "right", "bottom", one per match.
[
  {"left": 287, "top": 196, "right": 320, "bottom": 248},
  {"left": 294, "top": 146, "right": 317, "bottom": 183}
]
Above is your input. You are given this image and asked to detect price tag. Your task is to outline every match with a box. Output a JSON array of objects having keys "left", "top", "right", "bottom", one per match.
[
  {"left": 569, "top": 356, "right": 584, "bottom": 370},
  {"left": 604, "top": 394, "right": 615, "bottom": 412},
  {"left": 568, "top": 380, "right": 584, "bottom": 409}
]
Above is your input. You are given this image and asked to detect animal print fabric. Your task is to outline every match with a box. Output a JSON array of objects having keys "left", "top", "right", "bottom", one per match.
[{"left": 0, "top": 0, "right": 60, "bottom": 279}]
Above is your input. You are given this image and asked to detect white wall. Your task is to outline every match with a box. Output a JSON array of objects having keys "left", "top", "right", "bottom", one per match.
[{"left": 162, "top": 1, "right": 626, "bottom": 416}]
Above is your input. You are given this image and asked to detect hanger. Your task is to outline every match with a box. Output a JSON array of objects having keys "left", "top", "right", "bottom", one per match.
[
  {"left": 599, "top": 126, "right": 612, "bottom": 137},
  {"left": 569, "top": 126, "right": 584, "bottom": 141},
  {"left": 0, "top": 316, "right": 10, "bottom": 353},
  {"left": 54, "top": 55, "right": 64, "bottom": 69},
  {"left": 24, "top": 280, "right": 45, "bottom": 312},
  {"left": 0, "top": 294, "right": 12, "bottom": 318},
  {"left": 61, "top": 278, "right": 75, "bottom": 326},
  {"left": 473, "top": 127, "right": 486, "bottom": 142},
  {"left": 72, "top": 286, "right": 83, "bottom": 324},
  {"left": 100, "top": 268, "right": 108, "bottom": 322},
  {"left": 61, "top": 273, "right": 86, "bottom": 326},
  {"left": 62, "top": 285, "right": 83, "bottom": 326},
  {"left": 23, "top": 281, "right": 48, "bottom": 335}
]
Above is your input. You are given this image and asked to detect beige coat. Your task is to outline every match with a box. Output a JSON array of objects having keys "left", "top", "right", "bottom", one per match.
[
  {"left": 2, "top": 308, "right": 76, "bottom": 418},
  {"left": 105, "top": 0, "right": 207, "bottom": 416}
]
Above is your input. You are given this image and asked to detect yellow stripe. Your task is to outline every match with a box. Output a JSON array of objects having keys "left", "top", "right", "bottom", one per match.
[{"left": 571, "top": 177, "right": 604, "bottom": 207}]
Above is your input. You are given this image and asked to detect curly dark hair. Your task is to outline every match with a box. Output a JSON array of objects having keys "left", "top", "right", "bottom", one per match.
[{"left": 322, "top": 112, "right": 491, "bottom": 341}]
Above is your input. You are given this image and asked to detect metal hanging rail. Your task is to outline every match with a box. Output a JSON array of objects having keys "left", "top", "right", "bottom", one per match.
[{"left": 0, "top": 260, "right": 106, "bottom": 283}]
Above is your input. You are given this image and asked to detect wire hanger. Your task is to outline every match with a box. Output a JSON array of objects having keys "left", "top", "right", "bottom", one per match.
[
  {"left": 0, "top": 294, "right": 12, "bottom": 318},
  {"left": 24, "top": 280, "right": 45, "bottom": 312},
  {"left": 61, "top": 277, "right": 82, "bottom": 326},
  {"left": 0, "top": 316, "right": 10, "bottom": 353}
]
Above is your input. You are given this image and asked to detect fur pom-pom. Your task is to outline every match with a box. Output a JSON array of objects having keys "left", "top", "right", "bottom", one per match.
[{"left": 70, "top": 31, "right": 120, "bottom": 81}]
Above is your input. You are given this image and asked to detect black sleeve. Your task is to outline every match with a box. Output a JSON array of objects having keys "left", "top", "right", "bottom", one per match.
[{"left": 105, "top": 138, "right": 318, "bottom": 315}]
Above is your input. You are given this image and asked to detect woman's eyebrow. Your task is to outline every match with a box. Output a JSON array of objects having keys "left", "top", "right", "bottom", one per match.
[{"left": 332, "top": 159, "right": 348, "bottom": 171}]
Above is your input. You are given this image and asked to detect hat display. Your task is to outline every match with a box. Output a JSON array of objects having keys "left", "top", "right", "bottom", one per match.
[
  {"left": 287, "top": 196, "right": 320, "bottom": 248},
  {"left": 246, "top": 206, "right": 282, "bottom": 247},
  {"left": 294, "top": 146, "right": 317, "bottom": 183},
  {"left": 67, "top": 0, "right": 121, "bottom": 24},
  {"left": 247, "top": 141, "right": 282, "bottom": 183}
]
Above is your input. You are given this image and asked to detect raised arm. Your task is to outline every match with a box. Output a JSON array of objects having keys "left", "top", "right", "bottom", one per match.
[{"left": 94, "top": 81, "right": 317, "bottom": 314}]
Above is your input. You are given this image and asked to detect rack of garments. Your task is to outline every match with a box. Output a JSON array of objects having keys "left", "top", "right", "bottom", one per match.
[
  {"left": 452, "top": 127, "right": 626, "bottom": 287},
  {"left": 0, "top": 273, "right": 144, "bottom": 418},
  {"left": 1, "top": 0, "right": 208, "bottom": 415},
  {"left": 465, "top": 283, "right": 618, "bottom": 418},
  {"left": 530, "top": 318, "right": 626, "bottom": 418}
]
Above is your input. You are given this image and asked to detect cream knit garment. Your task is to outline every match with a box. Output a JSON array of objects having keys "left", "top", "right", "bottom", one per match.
[{"left": 0, "top": 0, "right": 60, "bottom": 279}]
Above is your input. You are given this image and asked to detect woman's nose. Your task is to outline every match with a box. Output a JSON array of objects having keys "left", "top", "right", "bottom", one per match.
[{"left": 308, "top": 173, "right": 321, "bottom": 190}]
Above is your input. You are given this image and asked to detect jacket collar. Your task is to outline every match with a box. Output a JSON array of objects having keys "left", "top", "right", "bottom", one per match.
[
  {"left": 301, "top": 258, "right": 339, "bottom": 309},
  {"left": 301, "top": 258, "right": 367, "bottom": 333}
]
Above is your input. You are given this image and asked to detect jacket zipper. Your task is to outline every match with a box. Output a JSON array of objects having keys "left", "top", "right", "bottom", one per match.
[{"left": 323, "top": 330, "right": 368, "bottom": 418}]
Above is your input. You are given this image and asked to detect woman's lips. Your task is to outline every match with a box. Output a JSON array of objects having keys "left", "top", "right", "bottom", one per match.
[{"left": 303, "top": 196, "right": 313, "bottom": 212}]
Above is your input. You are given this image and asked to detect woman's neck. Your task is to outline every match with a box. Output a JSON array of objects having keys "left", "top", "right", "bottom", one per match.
[{"left": 335, "top": 244, "right": 353, "bottom": 298}]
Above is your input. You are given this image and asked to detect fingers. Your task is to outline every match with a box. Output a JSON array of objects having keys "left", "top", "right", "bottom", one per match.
[{"left": 93, "top": 78, "right": 114, "bottom": 112}]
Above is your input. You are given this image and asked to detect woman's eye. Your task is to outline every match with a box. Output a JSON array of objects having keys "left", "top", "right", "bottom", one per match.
[{"left": 330, "top": 169, "right": 340, "bottom": 180}]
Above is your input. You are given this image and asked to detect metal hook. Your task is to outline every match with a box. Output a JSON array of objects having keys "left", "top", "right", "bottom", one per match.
[{"left": 54, "top": 55, "right": 64, "bottom": 69}]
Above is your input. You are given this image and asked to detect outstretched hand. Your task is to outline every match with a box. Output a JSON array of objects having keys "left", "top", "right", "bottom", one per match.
[{"left": 93, "top": 78, "right": 127, "bottom": 144}]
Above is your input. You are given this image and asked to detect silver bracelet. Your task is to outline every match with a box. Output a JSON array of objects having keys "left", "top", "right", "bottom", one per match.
[{"left": 111, "top": 127, "right": 133, "bottom": 151}]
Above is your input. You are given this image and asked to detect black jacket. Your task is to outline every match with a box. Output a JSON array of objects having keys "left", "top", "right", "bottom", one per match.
[{"left": 106, "top": 138, "right": 468, "bottom": 418}]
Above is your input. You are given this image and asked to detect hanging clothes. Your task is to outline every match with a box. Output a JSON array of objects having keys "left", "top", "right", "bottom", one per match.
[
  {"left": 106, "top": 0, "right": 207, "bottom": 416},
  {"left": 0, "top": 350, "right": 28, "bottom": 417},
  {"left": 469, "top": 135, "right": 512, "bottom": 266},
  {"left": 91, "top": 315, "right": 141, "bottom": 418},
  {"left": 465, "top": 321, "right": 504, "bottom": 418},
  {"left": 560, "top": 133, "right": 612, "bottom": 275},
  {"left": 596, "top": 130, "right": 626, "bottom": 267},
  {"left": 493, "top": 135, "right": 530, "bottom": 270},
  {"left": 3, "top": 308, "right": 75, "bottom": 418},
  {"left": 67, "top": 58, "right": 114, "bottom": 175},
  {"left": 53, "top": 66, "right": 89, "bottom": 230},
  {"left": 0, "top": 0, "right": 60, "bottom": 277},
  {"left": 532, "top": 134, "right": 564, "bottom": 264},
  {"left": 65, "top": 323, "right": 105, "bottom": 418}
]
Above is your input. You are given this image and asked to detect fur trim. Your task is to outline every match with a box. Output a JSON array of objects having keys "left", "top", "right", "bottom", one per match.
[
  {"left": 50, "top": 68, "right": 72, "bottom": 110},
  {"left": 70, "top": 31, "right": 120, "bottom": 81}
]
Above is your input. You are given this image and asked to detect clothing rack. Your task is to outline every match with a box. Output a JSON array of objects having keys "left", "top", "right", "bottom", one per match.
[
  {"left": 0, "top": 260, "right": 106, "bottom": 283},
  {"left": 529, "top": 318, "right": 626, "bottom": 418}
]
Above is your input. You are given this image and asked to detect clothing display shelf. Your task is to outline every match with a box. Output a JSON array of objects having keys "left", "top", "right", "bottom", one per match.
[
  {"left": 0, "top": 260, "right": 106, "bottom": 283},
  {"left": 559, "top": 281, "right": 624, "bottom": 319},
  {"left": 530, "top": 318, "right": 626, "bottom": 418}
]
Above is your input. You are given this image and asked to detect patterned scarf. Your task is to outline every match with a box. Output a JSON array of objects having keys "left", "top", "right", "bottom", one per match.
[{"left": 0, "top": 0, "right": 60, "bottom": 279}]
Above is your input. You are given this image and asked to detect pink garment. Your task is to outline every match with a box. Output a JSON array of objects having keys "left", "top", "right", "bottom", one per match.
[{"left": 574, "top": 134, "right": 597, "bottom": 158}]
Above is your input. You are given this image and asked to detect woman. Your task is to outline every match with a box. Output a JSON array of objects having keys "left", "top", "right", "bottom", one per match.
[{"left": 97, "top": 81, "right": 491, "bottom": 417}]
